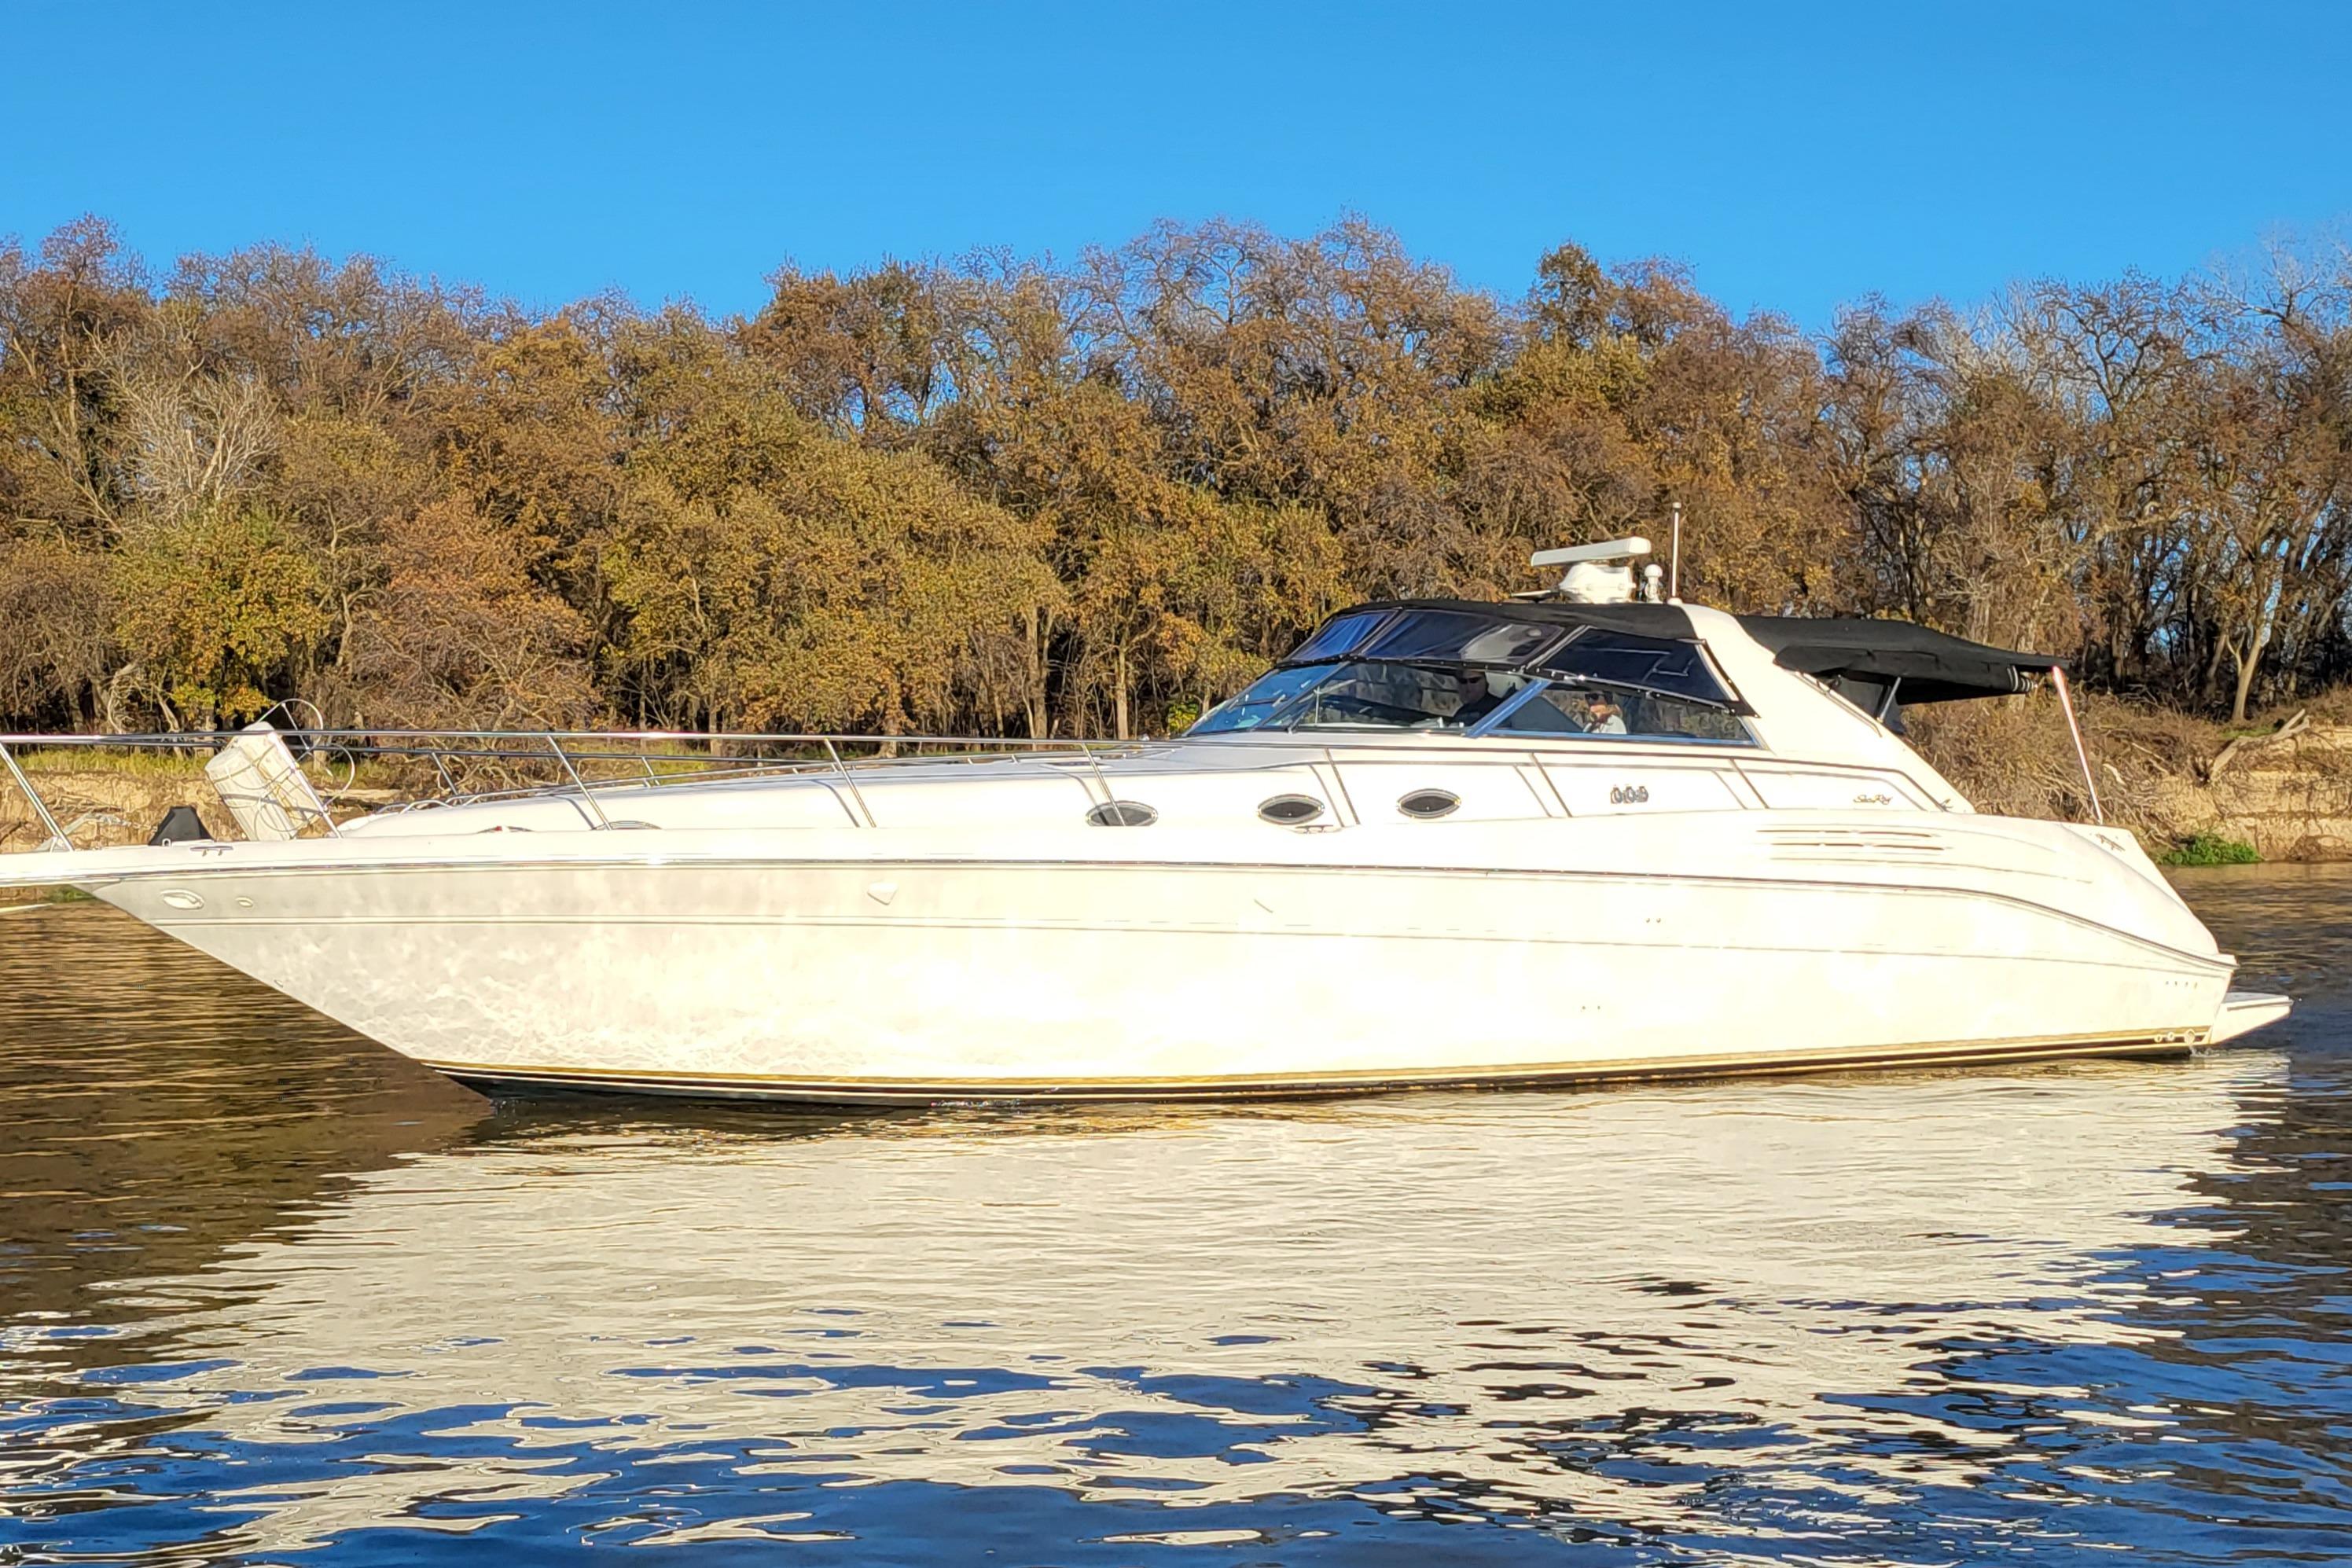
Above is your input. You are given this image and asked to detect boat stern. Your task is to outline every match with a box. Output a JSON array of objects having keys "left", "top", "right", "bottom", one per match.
[{"left": 2211, "top": 990, "right": 2292, "bottom": 1045}]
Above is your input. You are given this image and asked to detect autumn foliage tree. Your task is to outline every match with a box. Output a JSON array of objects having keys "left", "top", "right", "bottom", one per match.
[{"left": 2, "top": 215, "right": 2349, "bottom": 739}]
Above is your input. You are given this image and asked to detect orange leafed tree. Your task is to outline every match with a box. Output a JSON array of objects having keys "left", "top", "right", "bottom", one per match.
[{"left": 2, "top": 215, "right": 2348, "bottom": 737}]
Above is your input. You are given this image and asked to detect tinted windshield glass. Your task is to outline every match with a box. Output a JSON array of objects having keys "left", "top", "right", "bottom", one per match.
[
  {"left": 1489, "top": 686, "right": 1752, "bottom": 744},
  {"left": 1534, "top": 629, "right": 1735, "bottom": 707},
  {"left": 1283, "top": 609, "right": 1392, "bottom": 666},
  {"left": 1189, "top": 662, "right": 1535, "bottom": 735},
  {"left": 1187, "top": 663, "right": 1336, "bottom": 734},
  {"left": 1281, "top": 663, "right": 1534, "bottom": 730},
  {"left": 1356, "top": 610, "right": 1560, "bottom": 667}
]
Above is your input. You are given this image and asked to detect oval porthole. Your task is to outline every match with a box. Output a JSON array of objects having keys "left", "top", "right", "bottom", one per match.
[
  {"left": 1398, "top": 788, "right": 1461, "bottom": 821},
  {"left": 1257, "top": 794, "right": 1326, "bottom": 827},
  {"left": 1086, "top": 799, "right": 1159, "bottom": 827},
  {"left": 159, "top": 889, "right": 205, "bottom": 911}
]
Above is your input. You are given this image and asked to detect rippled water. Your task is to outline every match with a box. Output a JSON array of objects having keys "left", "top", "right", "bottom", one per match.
[{"left": 2, "top": 871, "right": 2348, "bottom": 1564}]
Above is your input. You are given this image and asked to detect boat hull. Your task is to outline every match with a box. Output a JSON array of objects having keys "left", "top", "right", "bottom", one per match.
[{"left": 83, "top": 848, "right": 2236, "bottom": 1103}]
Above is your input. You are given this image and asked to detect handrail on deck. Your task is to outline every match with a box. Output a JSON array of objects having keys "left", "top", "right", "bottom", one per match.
[
  {"left": 0, "top": 722, "right": 1791, "bottom": 852},
  {"left": 0, "top": 727, "right": 1166, "bottom": 846}
]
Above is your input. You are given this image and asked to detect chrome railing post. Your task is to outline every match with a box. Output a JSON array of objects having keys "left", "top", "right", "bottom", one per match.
[
  {"left": 823, "top": 737, "right": 878, "bottom": 827},
  {"left": 546, "top": 734, "right": 615, "bottom": 830},
  {"left": 0, "top": 740, "right": 73, "bottom": 851},
  {"left": 1079, "top": 737, "right": 1115, "bottom": 807},
  {"left": 2049, "top": 666, "right": 2104, "bottom": 825}
]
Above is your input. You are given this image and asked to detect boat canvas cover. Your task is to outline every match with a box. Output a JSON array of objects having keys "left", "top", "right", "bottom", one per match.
[
  {"left": 1732, "top": 617, "right": 2062, "bottom": 705},
  {"left": 1318, "top": 600, "right": 2060, "bottom": 705},
  {"left": 1316, "top": 599, "right": 1702, "bottom": 652},
  {"left": 1307, "top": 601, "right": 2060, "bottom": 724}
]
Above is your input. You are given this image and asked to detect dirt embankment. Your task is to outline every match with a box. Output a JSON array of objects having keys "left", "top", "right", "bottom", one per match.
[
  {"left": 8, "top": 712, "right": 2352, "bottom": 863},
  {"left": 2128, "top": 722, "right": 2352, "bottom": 861},
  {"left": 1916, "top": 700, "right": 2352, "bottom": 861}
]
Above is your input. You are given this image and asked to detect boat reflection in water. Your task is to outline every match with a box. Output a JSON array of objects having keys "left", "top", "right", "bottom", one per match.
[{"left": 2, "top": 1037, "right": 2298, "bottom": 1559}]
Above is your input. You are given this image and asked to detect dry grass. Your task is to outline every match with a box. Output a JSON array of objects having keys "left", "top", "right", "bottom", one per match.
[
  {"left": 10, "top": 744, "right": 424, "bottom": 792},
  {"left": 0, "top": 887, "right": 90, "bottom": 910},
  {"left": 1909, "top": 695, "right": 2223, "bottom": 835},
  {"left": 9, "top": 747, "right": 208, "bottom": 778}
]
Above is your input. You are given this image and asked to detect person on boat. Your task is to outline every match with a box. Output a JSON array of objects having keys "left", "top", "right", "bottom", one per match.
[
  {"left": 1581, "top": 692, "right": 1628, "bottom": 734},
  {"left": 1450, "top": 671, "right": 1506, "bottom": 727}
]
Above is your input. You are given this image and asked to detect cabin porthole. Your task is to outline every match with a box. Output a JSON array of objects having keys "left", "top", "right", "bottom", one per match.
[
  {"left": 1086, "top": 799, "right": 1159, "bottom": 827},
  {"left": 1257, "top": 794, "right": 1326, "bottom": 827},
  {"left": 1397, "top": 788, "right": 1461, "bottom": 821}
]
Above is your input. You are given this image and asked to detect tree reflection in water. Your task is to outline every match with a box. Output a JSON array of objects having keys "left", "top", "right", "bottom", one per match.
[{"left": 2, "top": 876, "right": 2348, "bottom": 1564}]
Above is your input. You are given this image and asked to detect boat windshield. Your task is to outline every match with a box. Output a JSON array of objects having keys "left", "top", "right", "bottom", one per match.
[
  {"left": 1184, "top": 663, "right": 1336, "bottom": 734},
  {"left": 1189, "top": 661, "right": 1752, "bottom": 741},
  {"left": 1479, "top": 684, "right": 1752, "bottom": 743},
  {"left": 1191, "top": 608, "right": 1751, "bottom": 740},
  {"left": 1191, "top": 662, "right": 1523, "bottom": 734}
]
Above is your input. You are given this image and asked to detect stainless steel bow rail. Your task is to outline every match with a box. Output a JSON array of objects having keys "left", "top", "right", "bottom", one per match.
[{"left": 0, "top": 729, "right": 1153, "bottom": 850}]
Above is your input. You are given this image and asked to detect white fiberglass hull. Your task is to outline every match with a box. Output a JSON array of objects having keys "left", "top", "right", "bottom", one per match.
[{"left": 42, "top": 813, "right": 2255, "bottom": 1103}]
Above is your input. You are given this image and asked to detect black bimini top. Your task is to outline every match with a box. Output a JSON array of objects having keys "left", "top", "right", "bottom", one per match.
[
  {"left": 1731, "top": 615, "right": 2062, "bottom": 705},
  {"left": 1307, "top": 599, "right": 2060, "bottom": 709},
  {"left": 1325, "top": 598, "right": 1699, "bottom": 645}
]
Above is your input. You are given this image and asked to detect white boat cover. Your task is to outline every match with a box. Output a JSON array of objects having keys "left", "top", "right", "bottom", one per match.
[{"left": 204, "top": 724, "right": 330, "bottom": 843}]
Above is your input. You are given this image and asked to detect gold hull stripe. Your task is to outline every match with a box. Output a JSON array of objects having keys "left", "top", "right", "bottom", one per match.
[{"left": 421, "top": 1028, "right": 2208, "bottom": 1104}]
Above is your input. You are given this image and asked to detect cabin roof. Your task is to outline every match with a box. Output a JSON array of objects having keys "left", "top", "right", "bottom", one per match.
[{"left": 1338, "top": 597, "right": 1698, "bottom": 643}]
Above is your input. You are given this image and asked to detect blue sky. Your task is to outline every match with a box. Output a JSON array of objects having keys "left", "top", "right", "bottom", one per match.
[{"left": 7, "top": 0, "right": 2349, "bottom": 328}]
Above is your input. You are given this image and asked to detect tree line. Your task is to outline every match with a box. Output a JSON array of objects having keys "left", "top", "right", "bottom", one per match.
[{"left": 2, "top": 215, "right": 2347, "bottom": 740}]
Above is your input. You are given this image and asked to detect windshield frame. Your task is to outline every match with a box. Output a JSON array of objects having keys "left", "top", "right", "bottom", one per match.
[
  {"left": 1194, "top": 603, "right": 1757, "bottom": 740},
  {"left": 1463, "top": 675, "right": 1757, "bottom": 745},
  {"left": 1262, "top": 660, "right": 1523, "bottom": 734},
  {"left": 1270, "top": 608, "right": 1747, "bottom": 711},
  {"left": 1189, "top": 659, "right": 1757, "bottom": 743}
]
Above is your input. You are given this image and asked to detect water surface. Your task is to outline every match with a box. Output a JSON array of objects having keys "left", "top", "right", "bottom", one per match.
[{"left": 2, "top": 870, "right": 2348, "bottom": 1563}]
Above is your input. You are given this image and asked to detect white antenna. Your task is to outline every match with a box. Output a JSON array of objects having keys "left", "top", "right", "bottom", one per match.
[
  {"left": 1524, "top": 537, "right": 1654, "bottom": 604},
  {"left": 1528, "top": 537, "right": 1653, "bottom": 570},
  {"left": 1668, "top": 501, "right": 1683, "bottom": 601}
]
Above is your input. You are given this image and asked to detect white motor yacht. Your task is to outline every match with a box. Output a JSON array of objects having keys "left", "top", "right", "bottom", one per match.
[{"left": 0, "top": 542, "right": 2290, "bottom": 1102}]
